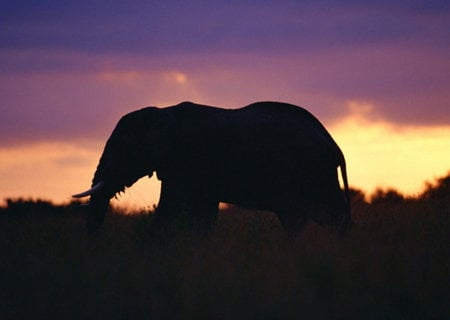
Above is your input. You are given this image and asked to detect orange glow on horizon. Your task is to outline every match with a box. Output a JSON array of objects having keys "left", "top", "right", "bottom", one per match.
[{"left": 330, "top": 101, "right": 450, "bottom": 197}]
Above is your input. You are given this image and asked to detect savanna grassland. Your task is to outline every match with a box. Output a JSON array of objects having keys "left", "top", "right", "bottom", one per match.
[{"left": 1, "top": 175, "right": 449, "bottom": 319}]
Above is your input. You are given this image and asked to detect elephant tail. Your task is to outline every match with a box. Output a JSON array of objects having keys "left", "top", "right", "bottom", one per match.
[{"left": 339, "top": 154, "right": 352, "bottom": 229}]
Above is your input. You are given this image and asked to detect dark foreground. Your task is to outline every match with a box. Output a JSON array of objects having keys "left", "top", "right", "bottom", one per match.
[{"left": 0, "top": 189, "right": 449, "bottom": 319}]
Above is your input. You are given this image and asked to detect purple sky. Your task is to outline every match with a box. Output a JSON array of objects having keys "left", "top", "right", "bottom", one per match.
[
  {"left": 1, "top": 0, "right": 450, "bottom": 203},
  {"left": 1, "top": 0, "right": 449, "bottom": 146}
]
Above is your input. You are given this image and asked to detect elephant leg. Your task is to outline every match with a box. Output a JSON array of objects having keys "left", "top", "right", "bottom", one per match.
[
  {"left": 185, "top": 188, "right": 219, "bottom": 238},
  {"left": 276, "top": 209, "right": 308, "bottom": 237},
  {"left": 151, "top": 179, "right": 185, "bottom": 236},
  {"left": 311, "top": 178, "right": 347, "bottom": 229}
]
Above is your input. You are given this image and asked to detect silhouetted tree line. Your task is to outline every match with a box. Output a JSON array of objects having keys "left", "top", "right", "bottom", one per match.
[
  {"left": 0, "top": 198, "right": 84, "bottom": 217},
  {"left": 1, "top": 172, "right": 449, "bottom": 216},
  {"left": 365, "top": 172, "right": 449, "bottom": 205}
]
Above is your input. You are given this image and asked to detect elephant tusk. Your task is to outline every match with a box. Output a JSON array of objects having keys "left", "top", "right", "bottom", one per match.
[{"left": 72, "top": 181, "right": 105, "bottom": 198}]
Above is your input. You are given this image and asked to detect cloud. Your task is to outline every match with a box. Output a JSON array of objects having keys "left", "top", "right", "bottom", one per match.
[
  {"left": 330, "top": 101, "right": 450, "bottom": 195},
  {"left": 1, "top": 46, "right": 449, "bottom": 147},
  {"left": 2, "top": 0, "right": 449, "bottom": 56},
  {"left": 0, "top": 0, "right": 449, "bottom": 147},
  {"left": 0, "top": 65, "right": 207, "bottom": 145}
]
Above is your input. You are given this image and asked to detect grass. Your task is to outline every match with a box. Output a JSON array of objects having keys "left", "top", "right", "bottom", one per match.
[{"left": 0, "top": 178, "right": 449, "bottom": 319}]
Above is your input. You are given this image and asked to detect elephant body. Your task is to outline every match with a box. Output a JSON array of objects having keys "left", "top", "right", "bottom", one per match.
[{"left": 74, "top": 101, "right": 351, "bottom": 235}]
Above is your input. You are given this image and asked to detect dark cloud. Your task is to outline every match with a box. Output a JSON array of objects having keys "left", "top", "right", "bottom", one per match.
[
  {"left": 2, "top": 0, "right": 449, "bottom": 55},
  {"left": 1, "top": 0, "right": 449, "bottom": 145}
]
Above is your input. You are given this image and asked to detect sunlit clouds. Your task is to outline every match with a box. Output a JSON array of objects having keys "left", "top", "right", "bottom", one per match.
[
  {"left": 98, "top": 70, "right": 188, "bottom": 86},
  {"left": 164, "top": 71, "right": 188, "bottom": 85},
  {"left": 331, "top": 101, "right": 450, "bottom": 196}
]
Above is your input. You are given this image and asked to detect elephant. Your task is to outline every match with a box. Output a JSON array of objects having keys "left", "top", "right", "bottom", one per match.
[{"left": 73, "top": 101, "right": 351, "bottom": 236}]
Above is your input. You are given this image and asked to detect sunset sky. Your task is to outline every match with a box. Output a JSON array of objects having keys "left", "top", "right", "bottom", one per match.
[{"left": 1, "top": 0, "right": 449, "bottom": 209}]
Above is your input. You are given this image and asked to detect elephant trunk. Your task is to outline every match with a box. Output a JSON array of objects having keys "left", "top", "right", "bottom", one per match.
[
  {"left": 73, "top": 181, "right": 111, "bottom": 235},
  {"left": 86, "top": 195, "right": 110, "bottom": 235}
]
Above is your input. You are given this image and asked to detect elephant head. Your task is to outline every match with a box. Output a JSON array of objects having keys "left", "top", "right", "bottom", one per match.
[{"left": 73, "top": 107, "right": 165, "bottom": 233}]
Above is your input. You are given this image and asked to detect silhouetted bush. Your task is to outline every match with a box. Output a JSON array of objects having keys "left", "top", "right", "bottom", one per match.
[
  {"left": 370, "top": 188, "right": 405, "bottom": 205},
  {"left": 0, "top": 198, "right": 85, "bottom": 217},
  {"left": 348, "top": 187, "right": 369, "bottom": 207},
  {"left": 421, "top": 172, "right": 450, "bottom": 203}
]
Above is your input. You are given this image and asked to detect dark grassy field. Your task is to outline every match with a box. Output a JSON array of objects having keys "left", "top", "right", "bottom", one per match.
[{"left": 1, "top": 176, "right": 449, "bottom": 319}]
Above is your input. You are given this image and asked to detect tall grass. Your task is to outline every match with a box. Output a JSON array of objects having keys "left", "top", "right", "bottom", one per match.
[{"left": 1, "top": 175, "right": 449, "bottom": 319}]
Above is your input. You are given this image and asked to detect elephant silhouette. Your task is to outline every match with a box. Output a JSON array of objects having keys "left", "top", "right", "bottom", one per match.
[{"left": 74, "top": 101, "right": 351, "bottom": 236}]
